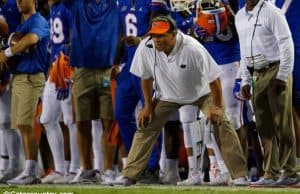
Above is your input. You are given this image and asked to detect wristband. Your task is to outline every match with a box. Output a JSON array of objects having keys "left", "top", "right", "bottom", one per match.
[{"left": 4, "top": 47, "right": 14, "bottom": 58}]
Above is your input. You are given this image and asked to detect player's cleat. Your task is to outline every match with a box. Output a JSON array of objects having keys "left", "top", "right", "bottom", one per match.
[
  {"left": 210, "top": 172, "right": 230, "bottom": 186},
  {"left": 101, "top": 169, "right": 116, "bottom": 184},
  {"left": 231, "top": 176, "right": 250, "bottom": 186},
  {"left": 159, "top": 169, "right": 181, "bottom": 185},
  {"left": 107, "top": 175, "right": 136, "bottom": 186},
  {"left": 54, "top": 172, "right": 77, "bottom": 184},
  {"left": 250, "top": 177, "right": 276, "bottom": 186},
  {"left": 0, "top": 169, "right": 22, "bottom": 183},
  {"left": 177, "top": 173, "right": 202, "bottom": 186},
  {"left": 69, "top": 169, "right": 101, "bottom": 184},
  {"left": 138, "top": 169, "right": 159, "bottom": 184},
  {"left": 41, "top": 171, "right": 64, "bottom": 184},
  {"left": 273, "top": 175, "right": 299, "bottom": 186},
  {"left": 7, "top": 173, "right": 41, "bottom": 185}
]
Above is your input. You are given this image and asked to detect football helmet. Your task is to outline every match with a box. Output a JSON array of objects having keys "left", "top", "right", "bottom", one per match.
[
  {"left": 195, "top": 0, "right": 228, "bottom": 36},
  {"left": 170, "top": 0, "right": 196, "bottom": 14}
]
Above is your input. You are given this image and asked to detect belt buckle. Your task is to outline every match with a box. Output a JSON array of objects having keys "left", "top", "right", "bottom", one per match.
[{"left": 257, "top": 63, "right": 273, "bottom": 73}]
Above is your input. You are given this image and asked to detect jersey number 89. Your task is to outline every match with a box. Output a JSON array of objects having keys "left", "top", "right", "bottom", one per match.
[{"left": 50, "top": 17, "right": 64, "bottom": 44}]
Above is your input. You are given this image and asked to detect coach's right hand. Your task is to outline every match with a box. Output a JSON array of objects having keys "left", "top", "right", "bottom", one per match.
[
  {"left": 241, "top": 84, "right": 251, "bottom": 100},
  {"left": 138, "top": 106, "right": 153, "bottom": 128}
]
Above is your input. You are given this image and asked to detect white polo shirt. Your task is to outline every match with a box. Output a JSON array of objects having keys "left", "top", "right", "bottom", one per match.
[
  {"left": 235, "top": 0, "right": 294, "bottom": 86},
  {"left": 130, "top": 31, "right": 222, "bottom": 104}
]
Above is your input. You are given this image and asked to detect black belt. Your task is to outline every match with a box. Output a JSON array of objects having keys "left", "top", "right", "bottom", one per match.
[{"left": 247, "top": 61, "right": 280, "bottom": 75}]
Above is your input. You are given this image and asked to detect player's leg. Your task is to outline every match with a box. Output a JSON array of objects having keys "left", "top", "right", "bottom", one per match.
[
  {"left": 160, "top": 112, "right": 181, "bottom": 185},
  {"left": 40, "top": 80, "right": 65, "bottom": 183},
  {"left": 114, "top": 75, "right": 140, "bottom": 163},
  {"left": 61, "top": 91, "right": 80, "bottom": 181},
  {"left": 177, "top": 105, "right": 202, "bottom": 185},
  {"left": 0, "top": 86, "right": 22, "bottom": 182},
  {"left": 91, "top": 119, "right": 104, "bottom": 172}
]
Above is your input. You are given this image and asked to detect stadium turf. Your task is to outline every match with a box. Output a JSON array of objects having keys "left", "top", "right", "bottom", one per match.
[{"left": 0, "top": 185, "right": 299, "bottom": 194}]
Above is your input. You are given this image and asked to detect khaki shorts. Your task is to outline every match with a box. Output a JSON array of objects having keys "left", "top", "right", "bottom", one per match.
[
  {"left": 11, "top": 73, "right": 45, "bottom": 129},
  {"left": 72, "top": 67, "right": 113, "bottom": 121}
]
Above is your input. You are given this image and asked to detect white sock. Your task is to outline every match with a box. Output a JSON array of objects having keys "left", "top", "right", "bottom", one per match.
[
  {"left": 65, "top": 160, "right": 70, "bottom": 174},
  {"left": 43, "top": 122, "right": 65, "bottom": 173},
  {"left": 67, "top": 123, "right": 80, "bottom": 173},
  {"left": 166, "top": 159, "right": 178, "bottom": 170},
  {"left": 122, "top": 157, "right": 127, "bottom": 170},
  {"left": 24, "top": 160, "right": 37, "bottom": 176},
  {"left": 187, "top": 156, "right": 196, "bottom": 175},
  {"left": 165, "top": 159, "right": 179, "bottom": 179},
  {"left": 92, "top": 120, "right": 103, "bottom": 171},
  {"left": 4, "top": 129, "right": 22, "bottom": 169}
]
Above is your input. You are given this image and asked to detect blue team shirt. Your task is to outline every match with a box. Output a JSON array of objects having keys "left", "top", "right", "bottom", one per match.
[
  {"left": 49, "top": 2, "right": 71, "bottom": 62},
  {"left": 0, "top": 0, "right": 21, "bottom": 34},
  {"left": 64, "top": 0, "right": 119, "bottom": 69},
  {"left": 14, "top": 13, "right": 50, "bottom": 74},
  {"left": 118, "top": 0, "right": 153, "bottom": 71}
]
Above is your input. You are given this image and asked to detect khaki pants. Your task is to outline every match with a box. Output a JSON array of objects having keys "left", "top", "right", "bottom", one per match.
[
  {"left": 253, "top": 64, "right": 296, "bottom": 179},
  {"left": 122, "top": 94, "right": 248, "bottom": 180}
]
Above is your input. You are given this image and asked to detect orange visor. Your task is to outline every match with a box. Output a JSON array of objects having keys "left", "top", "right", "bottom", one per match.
[{"left": 148, "top": 21, "right": 171, "bottom": 35}]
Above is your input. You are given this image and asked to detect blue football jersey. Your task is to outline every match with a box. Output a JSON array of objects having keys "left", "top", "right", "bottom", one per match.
[
  {"left": 118, "top": 0, "right": 153, "bottom": 71},
  {"left": 170, "top": 11, "right": 195, "bottom": 34},
  {"left": 64, "top": 0, "right": 119, "bottom": 69},
  {"left": 14, "top": 13, "right": 50, "bottom": 74},
  {"left": 49, "top": 2, "right": 71, "bottom": 62},
  {"left": 0, "top": 0, "right": 21, "bottom": 34}
]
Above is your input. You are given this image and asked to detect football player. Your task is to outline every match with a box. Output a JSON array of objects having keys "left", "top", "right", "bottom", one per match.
[{"left": 40, "top": 0, "right": 80, "bottom": 184}]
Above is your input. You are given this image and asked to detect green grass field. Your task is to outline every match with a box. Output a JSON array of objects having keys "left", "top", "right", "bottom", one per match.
[{"left": 0, "top": 185, "right": 299, "bottom": 194}]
